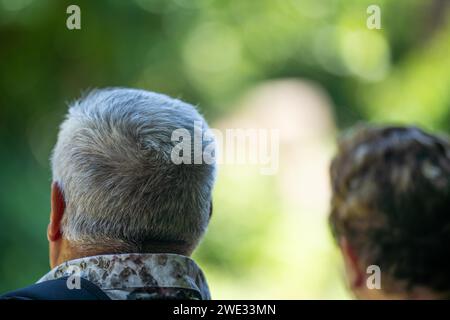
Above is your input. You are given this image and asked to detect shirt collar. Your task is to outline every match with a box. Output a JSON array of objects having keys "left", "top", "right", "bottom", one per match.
[{"left": 37, "top": 253, "right": 211, "bottom": 300}]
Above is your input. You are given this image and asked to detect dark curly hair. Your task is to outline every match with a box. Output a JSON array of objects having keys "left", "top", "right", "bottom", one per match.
[{"left": 329, "top": 124, "right": 450, "bottom": 293}]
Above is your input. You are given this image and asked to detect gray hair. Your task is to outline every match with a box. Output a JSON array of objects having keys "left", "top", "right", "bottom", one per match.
[{"left": 51, "top": 88, "right": 216, "bottom": 252}]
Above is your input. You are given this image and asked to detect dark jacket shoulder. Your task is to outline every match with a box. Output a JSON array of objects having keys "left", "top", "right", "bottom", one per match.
[{"left": 0, "top": 277, "right": 110, "bottom": 300}]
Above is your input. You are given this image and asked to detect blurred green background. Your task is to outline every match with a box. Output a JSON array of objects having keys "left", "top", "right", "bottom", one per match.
[{"left": 0, "top": 0, "right": 449, "bottom": 298}]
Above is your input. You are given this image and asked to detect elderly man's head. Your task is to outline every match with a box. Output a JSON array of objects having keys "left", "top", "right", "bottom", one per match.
[{"left": 48, "top": 88, "right": 216, "bottom": 267}]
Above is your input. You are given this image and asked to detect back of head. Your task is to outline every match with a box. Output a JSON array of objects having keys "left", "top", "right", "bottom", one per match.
[
  {"left": 51, "top": 88, "right": 216, "bottom": 254},
  {"left": 330, "top": 125, "right": 450, "bottom": 294}
]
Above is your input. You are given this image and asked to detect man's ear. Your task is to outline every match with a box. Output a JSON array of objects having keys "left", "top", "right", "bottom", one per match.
[
  {"left": 48, "top": 182, "right": 65, "bottom": 242},
  {"left": 340, "top": 237, "right": 364, "bottom": 290}
]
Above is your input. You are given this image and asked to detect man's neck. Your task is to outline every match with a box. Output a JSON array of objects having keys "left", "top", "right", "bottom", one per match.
[{"left": 51, "top": 238, "right": 192, "bottom": 268}]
